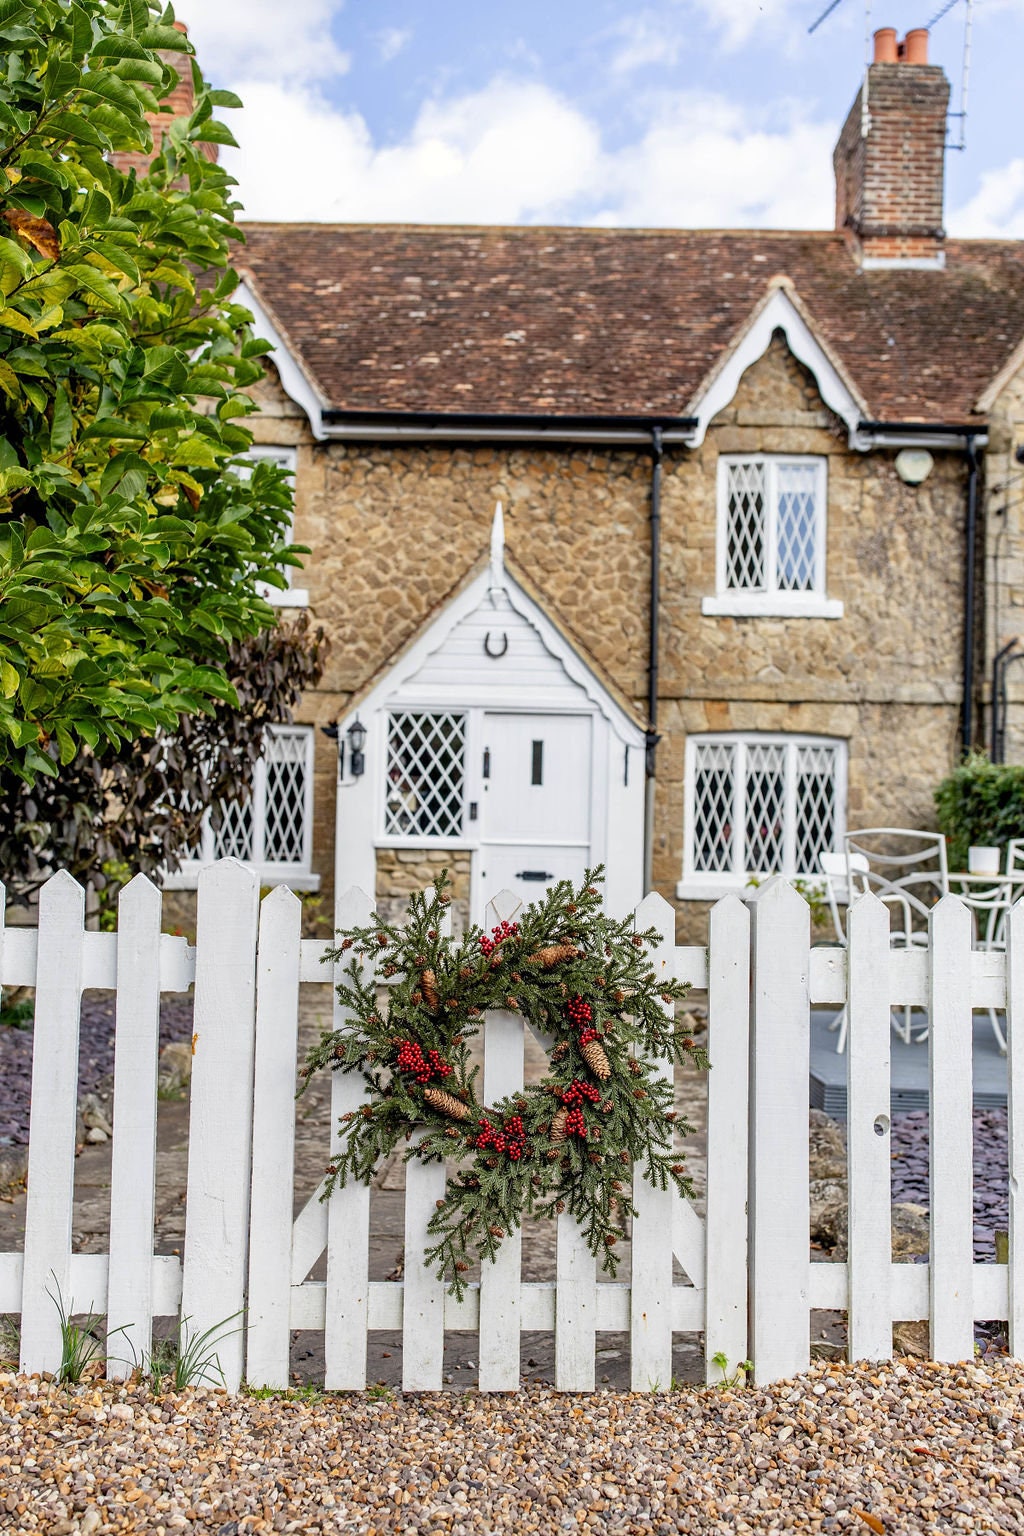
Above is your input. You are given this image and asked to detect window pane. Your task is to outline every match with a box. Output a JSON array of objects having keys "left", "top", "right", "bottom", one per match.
[
  {"left": 692, "top": 742, "right": 736, "bottom": 872},
  {"left": 775, "top": 462, "right": 819, "bottom": 592},
  {"left": 264, "top": 730, "right": 309, "bottom": 863},
  {"left": 385, "top": 712, "right": 466, "bottom": 838},
  {"left": 744, "top": 744, "right": 786, "bottom": 873},
  {"left": 795, "top": 744, "right": 838, "bottom": 874},
  {"left": 213, "top": 797, "right": 254, "bottom": 861},
  {"left": 725, "top": 461, "right": 767, "bottom": 590}
]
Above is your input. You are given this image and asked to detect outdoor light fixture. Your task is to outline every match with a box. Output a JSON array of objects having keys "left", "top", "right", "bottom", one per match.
[
  {"left": 347, "top": 717, "right": 367, "bottom": 778},
  {"left": 894, "top": 448, "right": 934, "bottom": 486}
]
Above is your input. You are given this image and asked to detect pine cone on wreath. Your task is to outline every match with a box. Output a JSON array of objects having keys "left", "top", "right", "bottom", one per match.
[
  {"left": 420, "top": 968, "right": 440, "bottom": 1010},
  {"left": 422, "top": 1086, "right": 470, "bottom": 1121},
  {"left": 550, "top": 1107, "right": 569, "bottom": 1144},
  {"left": 526, "top": 944, "right": 580, "bottom": 970},
  {"left": 580, "top": 1037, "right": 611, "bottom": 1080}
]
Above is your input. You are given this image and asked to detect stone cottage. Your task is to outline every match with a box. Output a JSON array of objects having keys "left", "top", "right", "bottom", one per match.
[{"left": 162, "top": 26, "right": 1024, "bottom": 938}]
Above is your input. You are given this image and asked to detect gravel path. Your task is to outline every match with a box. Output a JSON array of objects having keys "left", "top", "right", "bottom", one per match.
[
  {"left": 1, "top": 1359, "right": 1022, "bottom": 1534},
  {"left": 0, "top": 996, "right": 194, "bottom": 1150}
]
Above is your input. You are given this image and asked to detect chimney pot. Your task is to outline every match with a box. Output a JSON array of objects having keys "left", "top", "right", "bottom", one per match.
[
  {"left": 903, "top": 28, "right": 929, "bottom": 64},
  {"left": 873, "top": 28, "right": 898, "bottom": 64}
]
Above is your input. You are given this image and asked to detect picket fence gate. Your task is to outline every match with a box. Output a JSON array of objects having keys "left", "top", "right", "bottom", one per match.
[{"left": 0, "top": 860, "right": 1022, "bottom": 1393}]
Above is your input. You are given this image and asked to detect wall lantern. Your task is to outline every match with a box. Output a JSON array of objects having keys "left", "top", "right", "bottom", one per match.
[
  {"left": 347, "top": 717, "right": 367, "bottom": 778},
  {"left": 894, "top": 448, "right": 934, "bottom": 486}
]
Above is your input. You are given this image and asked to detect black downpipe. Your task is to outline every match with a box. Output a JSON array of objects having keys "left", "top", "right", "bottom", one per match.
[
  {"left": 962, "top": 434, "right": 979, "bottom": 754},
  {"left": 643, "top": 427, "right": 664, "bottom": 894}
]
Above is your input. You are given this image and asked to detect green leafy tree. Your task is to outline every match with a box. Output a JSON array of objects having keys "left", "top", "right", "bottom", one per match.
[{"left": 0, "top": 0, "right": 303, "bottom": 781}]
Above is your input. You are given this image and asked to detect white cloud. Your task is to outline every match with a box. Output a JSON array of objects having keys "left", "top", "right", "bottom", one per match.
[
  {"left": 222, "top": 74, "right": 834, "bottom": 231},
  {"left": 375, "top": 26, "right": 412, "bottom": 63},
  {"left": 186, "top": 0, "right": 349, "bottom": 86},
  {"left": 225, "top": 78, "right": 601, "bottom": 224},
  {"left": 949, "top": 158, "right": 1024, "bottom": 238},
  {"left": 597, "top": 94, "right": 836, "bottom": 228},
  {"left": 609, "top": 15, "right": 684, "bottom": 72},
  {"left": 684, "top": 0, "right": 798, "bottom": 50}
]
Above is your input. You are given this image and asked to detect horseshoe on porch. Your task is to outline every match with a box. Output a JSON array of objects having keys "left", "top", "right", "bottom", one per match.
[{"left": 483, "top": 630, "right": 509, "bottom": 659}]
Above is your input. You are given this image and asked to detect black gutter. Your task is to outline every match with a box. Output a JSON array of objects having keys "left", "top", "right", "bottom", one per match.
[
  {"left": 321, "top": 407, "right": 699, "bottom": 435},
  {"left": 857, "top": 419, "right": 988, "bottom": 436},
  {"left": 962, "top": 433, "right": 980, "bottom": 754},
  {"left": 643, "top": 427, "right": 664, "bottom": 895},
  {"left": 646, "top": 427, "right": 664, "bottom": 779}
]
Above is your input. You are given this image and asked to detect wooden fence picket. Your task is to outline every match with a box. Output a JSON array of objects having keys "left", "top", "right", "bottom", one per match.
[
  {"left": 246, "top": 885, "right": 303, "bottom": 1388},
  {"left": 1007, "top": 900, "right": 1024, "bottom": 1357},
  {"left": 845, "top": 892, "right": 893, "bottom": 1362},
  {"left": 479, "top": 889, "right": 526, "bottom": 1393},
  {"left": 749, "top": 878, "right": 811, "bottom": 1385},
  {"left": 180, "top": 860, "right": 260, "bottom": 1392},
  {"left": 928, "top": 895, "right": 975, "bottom": 1362},
  {"left": 324, "top": 886, "right": 374, "bottom": 1390},
  {"left": 106, "top": 875, "right": 164, "bottom": 1379},
  {"left": 555, "top": 1213, "right": 597, "bottom": 1391},
  {"left": 20, "top": 872, "right": 85, "bottom": 1374},
  {"left": 630, "top": 891, "right": 675, "bottom": 1391},
  {"left": 704, "top": 894, "right": 750, "bottom": 1383}
]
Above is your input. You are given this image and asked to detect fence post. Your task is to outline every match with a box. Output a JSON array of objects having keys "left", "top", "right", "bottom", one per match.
[
  {"left": 929, "top": 894, "right": 975, "bottom": 1362},
  {"left": 630, "top": 891, "right": 675, "bottom": 1391},
  {"left": 704, "top": 894, "right": 750, "bottom": 1383},
  {"left": 324, "top": 886, "right": 374, "bottom": 1391},
  {"left": 748, "top": 878, "right": 810, "bottom": 1385},
  {"left": 180, "top": 860, "right": 260, "bottom": 1392},
  {"left": 20, "top": 872, "right": 85, "bottom": 1374},
  {"left": 479, "top": 889, "right": 525, "bottom": 1393},
  {"left": 106, "top": 875, "right": 164, "bottom": 1379},
  {"left": 846, "top": 892, "right": 893, "bottom": 1361},
  {"left": 1008, "top": 899, "right": 1024, "bottom": 1358},
  {"left": 246, "top": 885, "right": 303, "bottom": 1389}
]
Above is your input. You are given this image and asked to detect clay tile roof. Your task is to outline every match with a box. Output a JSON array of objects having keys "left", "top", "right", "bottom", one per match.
[{"left": 236, "top": 224, "right": 1024, "bottom": 425}]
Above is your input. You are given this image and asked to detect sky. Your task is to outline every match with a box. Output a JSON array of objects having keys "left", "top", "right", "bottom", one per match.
[{"left": 185, "top": 0, "right": 1024, "bottom": 236}]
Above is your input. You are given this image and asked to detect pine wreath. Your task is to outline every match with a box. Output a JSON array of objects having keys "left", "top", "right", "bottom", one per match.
[{"left": 301, "top": 868, "right": 707, "bottom": 1300}]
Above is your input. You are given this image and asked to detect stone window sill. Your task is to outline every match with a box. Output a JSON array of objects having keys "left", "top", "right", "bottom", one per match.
[{"left": 701, "top": 593, "right": 843, "bottom": 620}]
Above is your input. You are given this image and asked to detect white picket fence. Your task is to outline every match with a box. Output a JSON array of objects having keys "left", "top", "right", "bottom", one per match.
[{"left": 0, "top": 862, "right": 1021, "bottom": 1392}]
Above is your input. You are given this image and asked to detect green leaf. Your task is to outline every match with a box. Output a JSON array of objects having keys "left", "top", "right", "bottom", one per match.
[
  {"left": 0, "top": 308, "right": 39, "bottom": 339},
  {"left": 99, "top": 450, "right": 149, "bottom": 500},
  {"left": 0, "top": 659, "right": 18, "bottom": 699},
  {"left": 136, "top": 24, "right": 192, "bottom": 51},
  {"left": 206, "top": 89, "right": 244, "bottom": 110},
  {"left": 65, "top": 262, "right": 125, "bottom": 311},
  {"left": 191, "top": 118, "right": 238, "bottom": 149},
  {"left": 50, "top": 384, "right": 73, "bottom": 453}
]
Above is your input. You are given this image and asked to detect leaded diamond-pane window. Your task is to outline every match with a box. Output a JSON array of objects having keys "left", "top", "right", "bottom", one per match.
[
  {"left": 202, "top": 725, "right": 313, "bottom": 872},
  {"left": 264, "top": 729, "right": 310, "bottom": 862},
  {"left": 385, "top": 712, "right": 466, "bottom": 839},
  {"left": 721, "top": 457, "right": 826, "bottom": 598},
  {"left": 692, "top": 742, "right": 735, "bottom": 873},
  {"left": 687, "top": 734, "right": 844, "bottom": 882}
]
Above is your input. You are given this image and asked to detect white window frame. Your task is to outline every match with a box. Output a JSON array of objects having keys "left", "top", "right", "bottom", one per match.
[
  {"left": 163, "top": 725, "right": 319, "bottom": 890},
  {"left": 702, "top": 454, "right": 843, "bottom": 619},
  {"left": 243, "top": 445, "right": 309, "bottom": 608},
  {"left": 677, "top": 731, "right": 847, "bottom": 900}
]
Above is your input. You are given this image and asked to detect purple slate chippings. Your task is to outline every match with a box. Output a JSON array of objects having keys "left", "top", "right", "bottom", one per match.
[
  {"left": 890, "top": 1107, "right": 1009, "bottom": 1262},
  {"left": 0, "top": 992, "right": 194, "bottom": 1148}
]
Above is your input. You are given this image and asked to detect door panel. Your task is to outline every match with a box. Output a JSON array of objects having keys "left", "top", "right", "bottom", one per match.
[
  {"left": 477, "top": 713, "right": 592, "bottom": 917},
  {"left": 481, "top": 713, "right": 591, "bottom": 842},
  {"left": 477, "top": 844, "right": 590, "bottom": 914}
]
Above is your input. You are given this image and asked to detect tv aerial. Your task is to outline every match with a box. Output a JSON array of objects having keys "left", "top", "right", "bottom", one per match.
[{"left": 806, "top": 0, "right": 974, "bottom": 152}]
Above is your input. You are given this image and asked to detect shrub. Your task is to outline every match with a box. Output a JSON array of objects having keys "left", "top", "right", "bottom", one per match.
[{"left": 934, "top": 752, "right": 1024, "bottom": 872}]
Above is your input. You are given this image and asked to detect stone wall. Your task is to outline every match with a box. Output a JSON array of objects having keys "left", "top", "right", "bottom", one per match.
[
  {"left": 984, "top": 358, "right": 1024, "bottom": 762},
  {"left": 375, "top": 848, "right": 472, "bottom": 934},
  {"left": 249, "top": 339, "right": 970, "bottom": 939}
]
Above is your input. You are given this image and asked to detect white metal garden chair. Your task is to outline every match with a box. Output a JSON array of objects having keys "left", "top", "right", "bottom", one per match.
[
  {"left": 819, "top": 848, "right": 928, "bottom": 1053},
  {"left": 842, "top": 829, "right": 950, "bottom": 1047}
]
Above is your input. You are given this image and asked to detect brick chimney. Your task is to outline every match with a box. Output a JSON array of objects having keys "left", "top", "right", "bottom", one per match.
[
  {"left": 833, "top": 27, "right": 950, "bottom": 268},
  {"left": 109, "top": 21, "right": 216, "bottom": 177}
]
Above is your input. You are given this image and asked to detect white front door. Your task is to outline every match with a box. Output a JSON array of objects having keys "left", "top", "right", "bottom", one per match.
[{"left": 476, "top": 712, "right": 592, "bottom": 917}]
